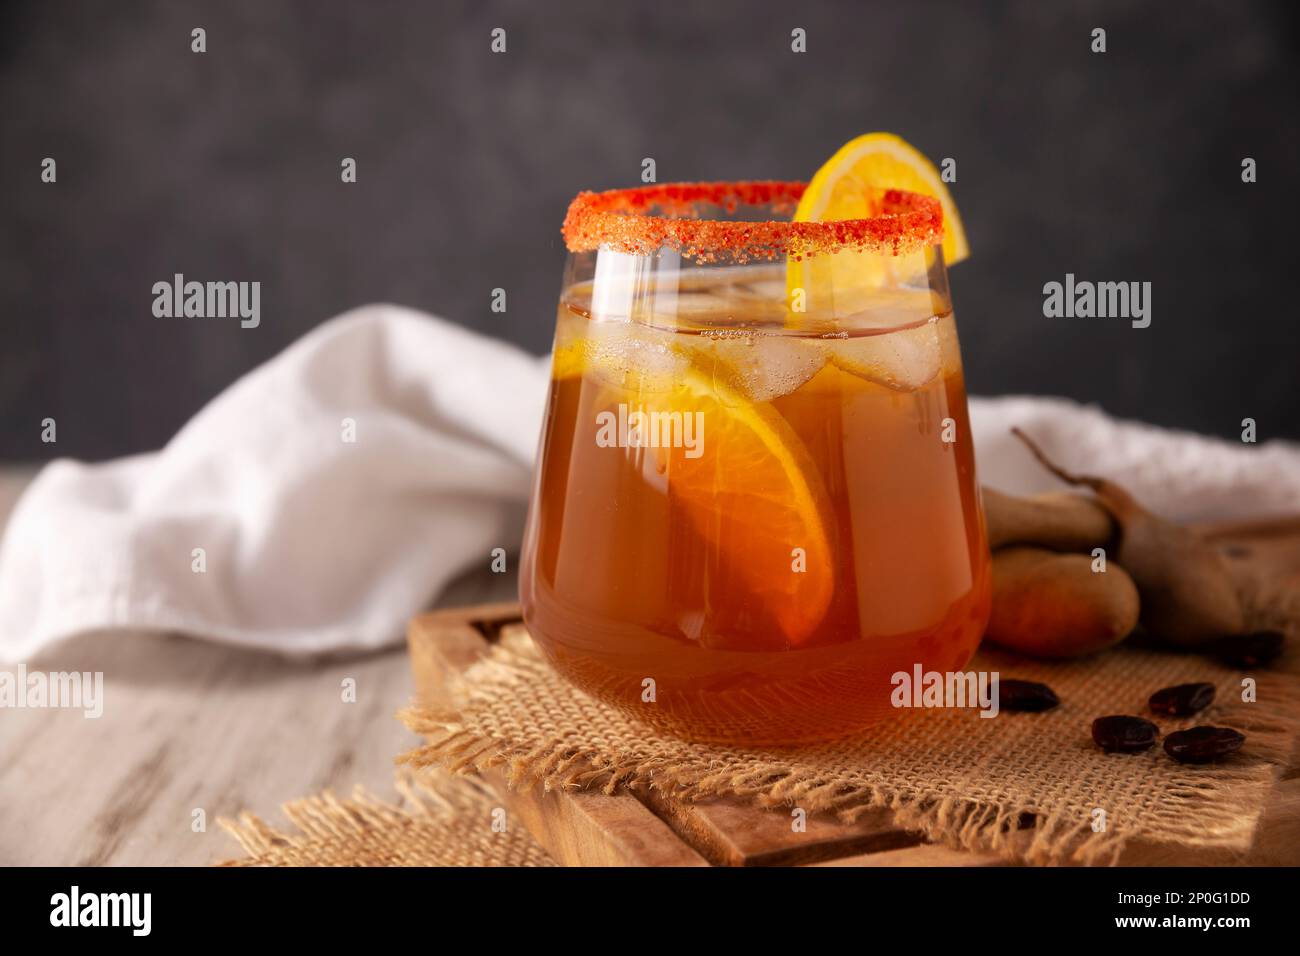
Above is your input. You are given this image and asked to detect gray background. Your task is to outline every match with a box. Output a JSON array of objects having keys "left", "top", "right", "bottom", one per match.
[{"left": 1, "top": 0, "right": 1297, "bottom": 460}]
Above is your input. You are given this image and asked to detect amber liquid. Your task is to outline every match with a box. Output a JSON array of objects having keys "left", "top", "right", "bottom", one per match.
[{"left": 521, "top": 280, "right": 991, "bottom": 745}]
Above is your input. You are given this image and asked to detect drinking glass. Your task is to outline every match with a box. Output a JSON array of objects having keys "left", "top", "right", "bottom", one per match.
[{"left": 520, "top": 181, "right": 991, "bottom": 745}]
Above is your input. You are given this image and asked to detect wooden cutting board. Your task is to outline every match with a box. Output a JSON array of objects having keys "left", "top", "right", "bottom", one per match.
[{"left": 407, "top": 518, "right": 1300, "bottom": 867}]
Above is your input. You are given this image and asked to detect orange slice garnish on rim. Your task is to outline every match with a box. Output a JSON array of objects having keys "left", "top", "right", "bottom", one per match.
[
  {"left": 795, "top": 132, "right": 968, "bottom": 264},
  {"left": 786, "top": 133, "right": 968, "bottom": 321}
]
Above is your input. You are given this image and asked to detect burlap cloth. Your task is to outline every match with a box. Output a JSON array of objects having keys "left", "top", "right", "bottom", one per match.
[
  {"left": 218, "top": 769, "right": 552, "bottom": 867},
  {"left": 396, "top": 579, "right": 1300, "bottom": 866}
]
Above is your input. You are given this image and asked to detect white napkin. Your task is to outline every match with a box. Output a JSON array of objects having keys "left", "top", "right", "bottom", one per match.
[{"left": 2, "top": 304, "right": 1297, "bottom": 663}]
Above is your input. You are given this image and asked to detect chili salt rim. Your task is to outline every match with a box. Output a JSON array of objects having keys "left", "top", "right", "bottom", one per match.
[{"left": 561, "top": 180, "right": 944, "bottom": 263}]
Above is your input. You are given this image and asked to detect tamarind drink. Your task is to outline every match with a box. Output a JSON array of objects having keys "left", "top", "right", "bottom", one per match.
[
  {"left": 521, "top": 264, "right": 991, "bottom": 745},
  {"left": 523, "top": 181, "right": 990, "bottom": 745}
]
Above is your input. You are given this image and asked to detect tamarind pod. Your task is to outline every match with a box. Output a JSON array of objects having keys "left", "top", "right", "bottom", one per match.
[
  {"left": 982, "top": 487, "right": 1115, "bottom": 551},
  {"left": 1011, "top": 428, "right": 1245, "bottom": 646},
  {"left": 986, "top": 546, "right": 1140, "bottom": 659},
  {"left": 1117, "top": 518, "right": 1245, "bottom": 644}
]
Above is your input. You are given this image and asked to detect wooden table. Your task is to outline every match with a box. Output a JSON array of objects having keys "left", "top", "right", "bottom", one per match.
[{"left": 0, "top": 466, "right": 515, "bottom": 866}]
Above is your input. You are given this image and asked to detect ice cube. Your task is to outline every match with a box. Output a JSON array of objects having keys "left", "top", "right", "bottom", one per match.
[
  {"left": 693, "top": 331, "right": 828, "bottom": 403},
  {"left": 584, "top": 320, "right": 689, "bottom": 394},
  {"left": 829, "top": 320, "right": 941, "bottom": 391}
]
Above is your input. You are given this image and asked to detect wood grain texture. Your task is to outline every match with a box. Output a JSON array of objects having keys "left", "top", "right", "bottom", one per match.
[
  {"left": 487, "top": 770, "right": 709, "bottom": 867},
  {"left": 0, "top": 464, "right": 520, "bottom": 865},
  {"left": 814, "top": 844, "right": 1014, "bottom": 867},
  {"left": 636, "top": 791, "right": 921, "bottom": 867},
  {"left": 0, "top": 632, "right": 419, "bottom": 866}
]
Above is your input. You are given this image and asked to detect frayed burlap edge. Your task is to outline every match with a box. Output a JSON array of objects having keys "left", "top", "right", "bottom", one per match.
[
  {"left": 216, "top": 769, "right": 553, "bottom": 867},
  {"left": 397, "top": 576, "right": 1300, "bottom": 868}
]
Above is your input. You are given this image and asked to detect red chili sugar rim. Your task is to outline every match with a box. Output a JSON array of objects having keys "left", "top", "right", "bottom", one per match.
[{"left": 561, "top": 180, "right": 944, "bottom": 263}]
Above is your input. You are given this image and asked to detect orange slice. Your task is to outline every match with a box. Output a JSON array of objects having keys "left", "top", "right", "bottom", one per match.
[
  {"left": 552, "top": 306, "right": 834, "bottom": 647},
  {"left": 796, "top": 132, "right": 968, "bottom": 264},
  {"left": 651, "top": 369, "right": 833, "bottom": 646},
  {"left": 786, "top": 133, "right": 968, "bottom": 322}
]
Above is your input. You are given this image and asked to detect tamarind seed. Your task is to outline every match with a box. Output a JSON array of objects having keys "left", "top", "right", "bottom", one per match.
[
  {"left": 1091, "top": 715, "right": 1158, "bottom": 753},
  {"left": 996, "top": 679, "right": 1060, "bottom": 712},
  {"left": 1148, "top": 682, "right": 1216, "bottom": 717},
  {"left": 1163, "top": 726, "right": 1245, "bottom": 764},
  {"left": 1209, "top": 631, "right": 1285, "bottom": 669}
]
